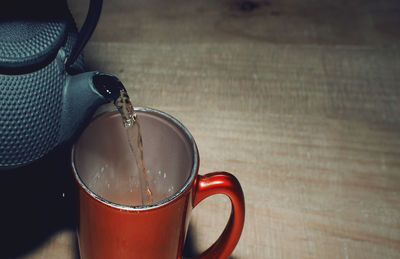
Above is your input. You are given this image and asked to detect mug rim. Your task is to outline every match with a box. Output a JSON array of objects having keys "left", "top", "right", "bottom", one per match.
[{"left": 71, "top": 106, "right": 199, "bottom": 211}]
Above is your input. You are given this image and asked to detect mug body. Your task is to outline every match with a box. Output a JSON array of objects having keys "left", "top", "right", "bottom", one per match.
[
  {"left": 76, "top": 181, "right": 194, "bottom": 259},
  {"left": 72, "top": 107, "right": 199, "bottom": 259}
]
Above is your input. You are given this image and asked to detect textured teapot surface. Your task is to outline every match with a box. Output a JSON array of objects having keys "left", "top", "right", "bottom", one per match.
[{"left": 0, "top": 1, "right": 89, "bottom": 167}]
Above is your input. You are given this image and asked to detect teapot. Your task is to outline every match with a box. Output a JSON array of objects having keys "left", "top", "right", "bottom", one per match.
[{"left": 0, "top": 0, "right": 124, "bottom": 168}]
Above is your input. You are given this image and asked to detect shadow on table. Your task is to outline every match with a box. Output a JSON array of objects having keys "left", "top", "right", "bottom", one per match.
[
  {"left": 0, "top": 146, "right": 78, "bottom": 259},
  {"left": 183, "top": 224, "right": 238, "bottom": 259},
  {"left": 0, "top": 145, "right": 236, "bottom": 259}
]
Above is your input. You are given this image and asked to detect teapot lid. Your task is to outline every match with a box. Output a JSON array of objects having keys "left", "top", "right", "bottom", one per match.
[
  {"left": 0, "top": 0, "right": 69, "bottom": 72},
  {"left": 0, "top": 22, "right": 67, "bottom": 71}
]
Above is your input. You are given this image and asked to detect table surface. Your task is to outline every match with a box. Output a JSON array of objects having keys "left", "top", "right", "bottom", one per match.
[{"left": 17, "top": 0, "right": 400, "bottom": 258}]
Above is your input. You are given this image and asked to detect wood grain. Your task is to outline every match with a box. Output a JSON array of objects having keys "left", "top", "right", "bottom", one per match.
[{"left": 19, "top": 0, "right": 400, "bottom": 258}]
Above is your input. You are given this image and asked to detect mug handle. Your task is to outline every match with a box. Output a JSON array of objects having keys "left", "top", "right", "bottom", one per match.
[{"left": 191, "top": 172, "right": 245, "bottom": 259}]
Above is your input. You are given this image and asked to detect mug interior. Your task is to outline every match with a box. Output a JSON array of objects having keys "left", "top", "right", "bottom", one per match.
[{"left": 72, "top": 107, "right": 197, "bottom": 209}]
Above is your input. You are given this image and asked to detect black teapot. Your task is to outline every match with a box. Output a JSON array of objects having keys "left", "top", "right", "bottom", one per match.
[{"left": 0, "top": 0, "right": 125, "bottom": 167}]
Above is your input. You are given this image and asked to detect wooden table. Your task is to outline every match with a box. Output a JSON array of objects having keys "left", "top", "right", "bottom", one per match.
[{"left": 16, "top": 0, "right": 400, "bottom": 258}]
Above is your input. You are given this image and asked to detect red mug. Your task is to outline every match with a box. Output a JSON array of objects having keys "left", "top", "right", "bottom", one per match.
[{"left": 71, "top": 107, "right": 245, "bottom": 259}]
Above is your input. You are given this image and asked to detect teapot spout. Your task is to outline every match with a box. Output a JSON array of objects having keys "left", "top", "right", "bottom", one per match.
[
  {"left": 59, "top": 72, "right": 125, "bottom": 144},
  {"left": 92, "top": 73, "right": 127, "bottom": 101}
]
